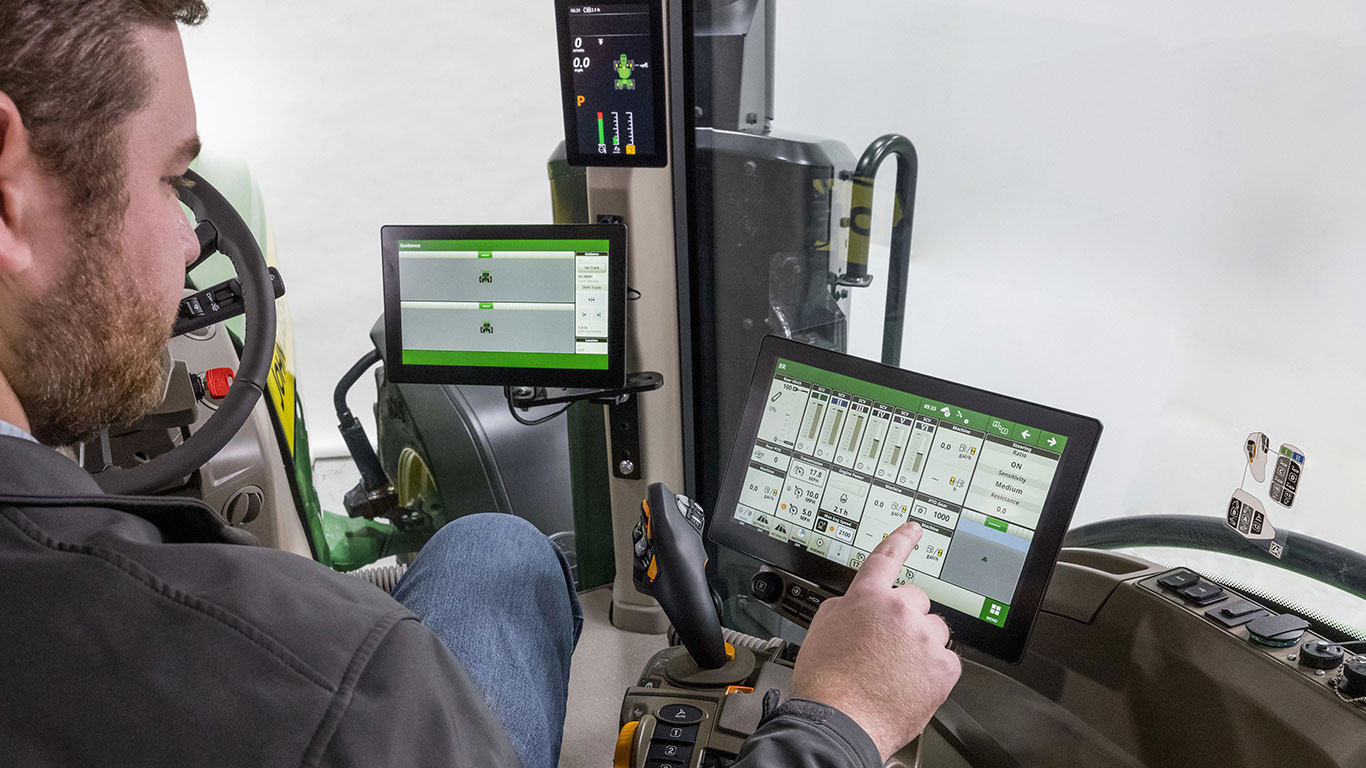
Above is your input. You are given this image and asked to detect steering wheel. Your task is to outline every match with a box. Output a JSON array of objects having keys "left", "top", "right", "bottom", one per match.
[
  {"left": 93, "top": 169, "right": 277, "bottom": 496},
  {"left": 1064, "top": 515, "right": 1366, "bottom": 602}
]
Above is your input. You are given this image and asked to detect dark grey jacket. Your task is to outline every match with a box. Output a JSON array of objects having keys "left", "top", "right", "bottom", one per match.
[{"left": 0, "top": 436, "right": 878, "bottom": 767}]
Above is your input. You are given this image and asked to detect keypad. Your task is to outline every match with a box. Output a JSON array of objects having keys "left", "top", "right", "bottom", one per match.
[
  {"left": 647, "top": 704, "right": 704, "bottom": 766},
  {"left": 1269, "top": 455, "right": 1301, "bottom": 507}
]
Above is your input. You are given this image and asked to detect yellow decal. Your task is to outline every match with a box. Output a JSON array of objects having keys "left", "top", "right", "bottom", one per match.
[
  {"left": 267, "top": 341, "right": 297, "bottom": 456},
  {"left": 263, "top": 221, "right": 298, "bottom": 457}
]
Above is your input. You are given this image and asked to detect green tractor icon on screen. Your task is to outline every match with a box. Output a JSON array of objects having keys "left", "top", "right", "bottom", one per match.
[{"left": 614, "top": 54, "right": 635, "bottom": 90}]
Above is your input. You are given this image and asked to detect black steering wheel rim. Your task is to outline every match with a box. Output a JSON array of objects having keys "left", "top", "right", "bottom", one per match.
[
  {"left": 1064, "top": 515, "right": 1366, "bottom": 601},
  {"left": 93, "top": 169, "right": 277, "bottom": 495}
]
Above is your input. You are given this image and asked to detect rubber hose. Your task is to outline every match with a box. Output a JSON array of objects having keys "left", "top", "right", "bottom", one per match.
[{"left": 347, "top": 562, "right": 409, "bottom": 594}]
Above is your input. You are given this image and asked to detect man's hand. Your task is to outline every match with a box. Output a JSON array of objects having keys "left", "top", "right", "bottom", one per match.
[{"left": 789, "top": 522, "right": 962, "bottom": 762}]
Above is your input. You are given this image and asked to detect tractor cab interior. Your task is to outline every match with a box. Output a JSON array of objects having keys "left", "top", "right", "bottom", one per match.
[{"left": 75, "top": 1, "right": 1366, "bottom": 766}]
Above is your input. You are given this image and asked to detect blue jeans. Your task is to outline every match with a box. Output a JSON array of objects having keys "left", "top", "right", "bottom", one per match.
[{"left": 393, "top": 514, "right": 583, "bottom": 768}]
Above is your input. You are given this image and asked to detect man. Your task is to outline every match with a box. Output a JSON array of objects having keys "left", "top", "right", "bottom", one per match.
[{"left": 0, "top": 2, "right": 960, "bottom": 766}]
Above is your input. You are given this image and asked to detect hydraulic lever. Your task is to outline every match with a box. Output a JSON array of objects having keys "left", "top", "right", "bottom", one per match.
[{"left": 631, "top": 482, "right": 730, "bottom": 670}]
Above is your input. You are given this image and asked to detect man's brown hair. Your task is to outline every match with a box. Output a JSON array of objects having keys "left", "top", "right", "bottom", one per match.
[{"left": 0, "top": 0, "right": 208, "bottom": 221}]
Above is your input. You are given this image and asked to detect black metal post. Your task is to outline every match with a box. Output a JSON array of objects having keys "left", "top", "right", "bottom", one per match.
[{"left": 846, "top": 134, "right": 918, "bottom": 368}]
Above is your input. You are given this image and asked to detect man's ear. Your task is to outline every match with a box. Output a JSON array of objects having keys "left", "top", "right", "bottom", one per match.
[{"left": 0, "top": 92, "right": 35, "bottom": 276}]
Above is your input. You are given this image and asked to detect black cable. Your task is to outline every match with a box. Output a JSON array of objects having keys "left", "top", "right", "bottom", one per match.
[
  {"left": 504, "top": 387, "right": 572, "bottom": 426},
  {"left": 335, "top": 349, "right": 388, "bottom": 492},
  {"left": 335, "top": 349, "right": 380, "bottom": 419}
]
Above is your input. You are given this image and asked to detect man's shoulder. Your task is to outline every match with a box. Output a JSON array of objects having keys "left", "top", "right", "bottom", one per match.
[{"left": 0, "top": 496, "right": 416, "bottom": 691}]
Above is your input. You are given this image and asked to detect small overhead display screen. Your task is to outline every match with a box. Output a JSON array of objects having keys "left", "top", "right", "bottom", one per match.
[
  {"left": 555, "top": 1, "right": 668, "bottom": 167},
  {"left": 382, "top": 224, "right": 627, "bottom": 388},
  {"left": 710, "top": 337, "right": 1103, "bottom": 663}
]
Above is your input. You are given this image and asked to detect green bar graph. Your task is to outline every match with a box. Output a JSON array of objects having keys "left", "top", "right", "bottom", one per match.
[{"left": 597, "top": 112, "right": 605, "bottom": 145}]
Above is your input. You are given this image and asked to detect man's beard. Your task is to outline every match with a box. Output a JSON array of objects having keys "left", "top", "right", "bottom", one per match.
[{"left": 10, "top": 222, "right": 176, "bottom": 447}]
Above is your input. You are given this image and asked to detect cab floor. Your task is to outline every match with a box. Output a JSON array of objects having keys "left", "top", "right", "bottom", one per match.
[{"left": 561, "top": 587, "right": 670, "bottom": 767}]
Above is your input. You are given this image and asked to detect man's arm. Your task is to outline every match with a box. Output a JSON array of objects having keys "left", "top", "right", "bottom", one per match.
[
  {"left": 731, "top": 698, "right": 883, "bottom": 768},
  {"left": 735, "top": 522, "right": 963, "bottom": 767}
]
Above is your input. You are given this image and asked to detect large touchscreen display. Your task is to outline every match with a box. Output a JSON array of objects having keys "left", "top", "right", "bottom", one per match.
[{"left": 730, "top": 358, "right": 1071, "bottom": 628}]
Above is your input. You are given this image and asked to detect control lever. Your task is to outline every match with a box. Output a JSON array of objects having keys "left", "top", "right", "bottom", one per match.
[
  {"left": 175, "top": 267, "right": 286, "bottom": 337},
  {"left": 631, "top": 482, "right": 730, "bottom": 669}
]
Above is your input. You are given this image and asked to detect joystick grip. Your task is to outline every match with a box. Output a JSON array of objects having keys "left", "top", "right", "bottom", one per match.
[{"left": 631, "top": 482, "right": 729, "bottom": 669}]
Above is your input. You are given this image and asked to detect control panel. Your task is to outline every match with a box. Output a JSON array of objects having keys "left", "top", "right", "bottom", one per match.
[
  {"left": 747, "top": 566, "right": 836, "bottom": 628},
  {"left": 617, "top": 645, "right": 796, "bottom": 768},
  {"left": 1141, "top": 569, "right": 1366, "bottom": 710}
]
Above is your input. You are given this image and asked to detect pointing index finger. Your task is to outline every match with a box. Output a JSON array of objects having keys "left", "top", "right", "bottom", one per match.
[{"left": 850, "top": 522, "right": 922, "bottom": 591}]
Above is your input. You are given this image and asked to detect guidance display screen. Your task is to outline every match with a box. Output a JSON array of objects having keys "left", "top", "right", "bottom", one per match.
[
  {"left": 710, "top": 337, "right": 1102, "bottom": 663},
  {"left": 555, "top": 1, "right": 668, "bottom": 167},
  {"left": 382, "top": 225, "right": 626, "bottom": 387}
]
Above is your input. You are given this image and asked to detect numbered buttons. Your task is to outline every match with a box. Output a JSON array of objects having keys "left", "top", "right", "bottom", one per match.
[
  {"left": 648, "top": 706, "right": 702, "bottom": 766},
  {"left": 648, "top": 742, "right": 694, "bottom": 764},
  {"left": 655, "top": 724, "right": 699, "bottom": 744}
]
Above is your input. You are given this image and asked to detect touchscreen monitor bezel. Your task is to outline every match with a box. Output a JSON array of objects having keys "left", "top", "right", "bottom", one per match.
[
  {"left": 708, "top": 336, "right": 1103, "bottom": 664},
  {"left": 382, "top": 223, "right": 627, "bottom": 388},
  {"left": 555, "top": 0, "right": 669, "bottom": 168}
]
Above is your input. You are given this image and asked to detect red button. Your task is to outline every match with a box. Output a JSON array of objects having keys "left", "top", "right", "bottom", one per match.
[{"left": 205, "top": 367, "right": 235, "bottom": 399}]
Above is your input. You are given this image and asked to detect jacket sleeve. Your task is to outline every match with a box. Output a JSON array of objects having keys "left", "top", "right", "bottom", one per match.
[
  {"left": 732, "top": 698, "right": 882, "bottom": 768},
  {"left": 311, "top": 615, "right": 522, "bottom": 768}
]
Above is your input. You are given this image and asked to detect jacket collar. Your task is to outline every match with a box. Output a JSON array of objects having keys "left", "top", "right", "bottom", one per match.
[
  {"left": 0, "top": 418, "right": 37, "bottom": 444},
  {"left": 0, "top": 436, "right": 102, "bottom": 496},
  {"left": 0, "top": 436, "right": 258, "bottom": 546}
]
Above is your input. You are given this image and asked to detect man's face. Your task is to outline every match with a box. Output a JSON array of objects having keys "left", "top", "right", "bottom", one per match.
[{"left": 6, "top": 25, "right": 200, "bottom": 445}]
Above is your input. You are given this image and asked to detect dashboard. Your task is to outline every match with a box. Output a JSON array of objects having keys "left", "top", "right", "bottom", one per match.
[{"left": 618, "top": 549, "right": 1366, "bottom": 768}]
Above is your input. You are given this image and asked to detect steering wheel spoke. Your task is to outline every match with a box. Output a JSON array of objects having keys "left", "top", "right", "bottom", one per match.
[{"left": 186, "top": 219, "right": 220, "bottom": 273}]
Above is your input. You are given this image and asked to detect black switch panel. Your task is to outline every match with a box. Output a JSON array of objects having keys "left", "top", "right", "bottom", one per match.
[
  {"left": 1157, "top": 569, "right": 1200, "bottom": 591},
  {"left": 1178, "top": 581, "right": 1228, "bottom": 606},
  {"left": 1206, "top": 600, "right": 1270, "bottom": 629},
  {"left": 174, "top": 267, "right": 285, "bottom": 337}
]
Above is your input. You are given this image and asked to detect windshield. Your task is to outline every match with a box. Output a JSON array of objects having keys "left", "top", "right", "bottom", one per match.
[{"left": 693, "top": 0, "right": 1366, "bottom": 635}]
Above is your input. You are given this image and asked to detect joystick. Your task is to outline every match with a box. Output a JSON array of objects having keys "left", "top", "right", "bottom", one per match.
[{"left": 631, "top": 482, "right": 730, "bottom": 669}]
